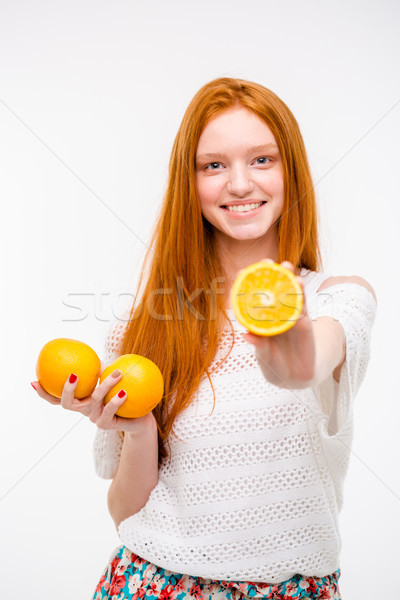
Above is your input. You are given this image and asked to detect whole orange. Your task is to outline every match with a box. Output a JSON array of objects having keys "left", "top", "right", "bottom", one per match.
[
  {"left": 36, "top": 338, "right": 101, "bottom": 399},
  {"left": 100, "top": 354, "right": 164, "bottom": 418}
]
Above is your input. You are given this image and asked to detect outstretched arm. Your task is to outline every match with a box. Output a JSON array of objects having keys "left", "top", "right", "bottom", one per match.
[{"left": 243, "top": 263, "right": 376, "bottom": 389}]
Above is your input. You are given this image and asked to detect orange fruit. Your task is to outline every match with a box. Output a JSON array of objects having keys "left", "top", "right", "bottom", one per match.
[
  {"left": 100, "top": 354, "right": 164, "bottom": 418},
  {"left": 231, "top": 261, "right": 303, "bottom": 336},
  {"left": 36, "top": 338, "right": 101, "bottom": 399}
]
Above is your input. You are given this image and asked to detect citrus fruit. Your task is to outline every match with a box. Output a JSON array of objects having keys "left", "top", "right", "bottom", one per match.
[
  {"left": 231, "top": 261, "right": 303, "bottom": 336},
  {"left": 36, "top": 338, "right": 101, "bottom": 399},
  {"left": 100, "top": 354, "right": 164, "bottom": 418}
]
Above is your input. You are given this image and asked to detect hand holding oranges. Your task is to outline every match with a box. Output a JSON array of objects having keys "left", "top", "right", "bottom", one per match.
[{"left": 32, "top": 338, "right": 163, "bottom": 432}]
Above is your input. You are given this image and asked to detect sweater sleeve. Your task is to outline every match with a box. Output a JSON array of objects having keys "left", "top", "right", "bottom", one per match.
[
  {"left": 307, "top": 283, "right": 377, "bottom": 507},
  {"left": 92, "top": 313, "right": 129, "bottom": 479},
  {"left": 309, "top": 282, "right": 377, "bottom": 432}
]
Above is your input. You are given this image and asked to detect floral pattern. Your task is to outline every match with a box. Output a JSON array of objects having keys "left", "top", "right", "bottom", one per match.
[{"left": 92, "top": 546, "right": 341, "bottom": 600}]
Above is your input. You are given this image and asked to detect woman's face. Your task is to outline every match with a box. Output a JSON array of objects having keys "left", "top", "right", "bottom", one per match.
[{"left": 195, "top": 106, "right": 284, "bottom": 245}]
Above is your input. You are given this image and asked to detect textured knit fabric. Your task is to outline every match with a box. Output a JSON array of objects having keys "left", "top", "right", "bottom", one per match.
[
  {"left": 93, "top": 269, "right": 377, "bottom": 583},
  {"left": 92, "top": 545, "right": 342, "bottom": 599}
]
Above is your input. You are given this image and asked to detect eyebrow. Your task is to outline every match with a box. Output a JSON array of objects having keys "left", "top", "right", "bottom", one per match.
[{"left": 196, "top": 143, "right": 279, "bottom": 161}]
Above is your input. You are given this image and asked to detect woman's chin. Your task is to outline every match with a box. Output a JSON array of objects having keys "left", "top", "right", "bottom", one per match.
[{"left": 220, "top": 225, "right": 273, "bottom": 242}]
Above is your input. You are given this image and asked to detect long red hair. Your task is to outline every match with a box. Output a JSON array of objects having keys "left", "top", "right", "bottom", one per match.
[{"left": 118, "top": 77, "right": 322, "bottom": 464}]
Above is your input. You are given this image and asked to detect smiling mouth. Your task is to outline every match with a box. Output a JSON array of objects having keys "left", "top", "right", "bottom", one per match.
[{"left": 220, "top": 201, "right": 267, "bottom": 213}]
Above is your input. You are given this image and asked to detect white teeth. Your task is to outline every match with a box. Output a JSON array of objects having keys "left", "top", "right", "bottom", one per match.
[{"left": 225, "top": 202, "right": 263, "bottom": 213}]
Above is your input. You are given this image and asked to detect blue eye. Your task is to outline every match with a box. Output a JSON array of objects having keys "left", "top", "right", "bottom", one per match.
[
  {"left": 255, "top": 156, "right": 271, "bottom": 165},
  {"left": 205, "top": 162, "right": 222, "bottom": 170}
]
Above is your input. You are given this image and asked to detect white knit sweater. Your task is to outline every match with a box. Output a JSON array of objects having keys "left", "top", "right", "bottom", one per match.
[{"left": 93, "top": 269, "right": 377, "bottom": 583}]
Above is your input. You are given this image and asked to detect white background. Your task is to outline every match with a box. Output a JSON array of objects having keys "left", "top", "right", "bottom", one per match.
[{"left": 1, "top": 1, "right": 399, "bottom": 598}]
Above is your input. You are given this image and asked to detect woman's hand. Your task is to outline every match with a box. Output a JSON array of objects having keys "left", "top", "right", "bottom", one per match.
[
  {"left": 31, "top": 363, "right": 157, "bottom": 433},
  {"left": 242, "top": 260, "right": 316, "bottom": 389}
]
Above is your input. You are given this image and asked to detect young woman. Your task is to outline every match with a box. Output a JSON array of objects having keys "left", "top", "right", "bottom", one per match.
[{"left": 32, "top": 77, "right": 377, "bottom": 599}]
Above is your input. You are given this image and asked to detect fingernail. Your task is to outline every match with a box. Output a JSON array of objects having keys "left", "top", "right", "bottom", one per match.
[
  {"left": 69, "top": 373, "right": 78, "bottom": 384},
  {"left": 31, "top": 382, "right": 37, "bottom": 390},
  {"left": 112, "top": 369, "right": 122, "bottom": 378},
  {"left": 118, "top": 389, "right": 126, "bottom": 398}
]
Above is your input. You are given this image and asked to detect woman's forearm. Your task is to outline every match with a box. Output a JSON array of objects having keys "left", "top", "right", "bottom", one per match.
[
  {"left": 312, "top": 316, "right": 346, "bottom": 386},
  {"left": 107, "top": 415, "right": 159, "bottom": 529}
]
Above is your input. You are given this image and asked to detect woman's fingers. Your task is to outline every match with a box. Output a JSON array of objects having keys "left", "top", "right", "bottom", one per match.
[
  {"left": 243, "top": 330, "right": 272, "bottom": 349},
  {"left": 31, "top": 379, "right": 91, "bottom": 412},
  {"left": 31, "top": 381, "right": 61, "bottom": 406},
  {"left": 89, "top": 385, "right": 124, "bottom": 423},
  {"left": 93, "top": 389, "right": 128, "bottom": 429},
  {"left": 59, "top": 374, "right": 92, "bottom": 413},
  {"left": 32, "top": 367, "right": 141, "bottom": 431},
  {"left": 60, "top": 374, "right": 81, "bottom": 410},
  {"left": 59, "top": 369, "right": 123, "bottom": 412},
  {"left": 280, "top": 260, "right": 295, "bottom": 272},
  {"left": 90, "top": 369, "right": 123, "bottom": 404}
]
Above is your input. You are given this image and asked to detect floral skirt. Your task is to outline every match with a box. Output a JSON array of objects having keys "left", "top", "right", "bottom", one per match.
[{"left": 92, "top": 545, "right": 342, "bottom": 600}]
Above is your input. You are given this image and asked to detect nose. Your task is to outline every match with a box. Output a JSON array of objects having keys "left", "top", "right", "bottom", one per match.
[{"left": 227, "top": 164, "right": 254, "bottom": 197}]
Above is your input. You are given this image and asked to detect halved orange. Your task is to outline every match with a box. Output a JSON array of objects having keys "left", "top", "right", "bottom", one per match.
[{"left": 231, "top": 261, "right": 303, "bottom": 336}]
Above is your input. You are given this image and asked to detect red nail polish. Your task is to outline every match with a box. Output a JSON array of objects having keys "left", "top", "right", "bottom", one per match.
[
  {"left": 69, "top": 374, "right": 78, "bottom": 384},
  {"left": 118, "top": 389, "right": 126, "bottom": 398},
  {"left": 31, "top": 382, "right": 37, "bottom": 390}
]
